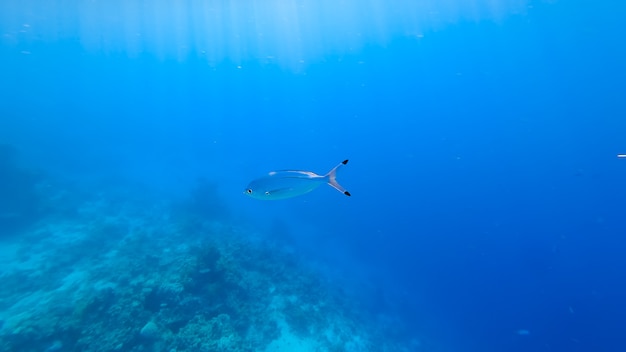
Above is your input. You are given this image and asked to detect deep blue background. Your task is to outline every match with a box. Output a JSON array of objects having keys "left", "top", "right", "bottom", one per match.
[{"left": 1, "top": 1, "right": 625, "bottom": 351}]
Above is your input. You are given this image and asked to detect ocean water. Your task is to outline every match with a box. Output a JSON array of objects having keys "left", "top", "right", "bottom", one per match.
[{"left": 1, "top": 0, "right": 625, "bottom": 351}]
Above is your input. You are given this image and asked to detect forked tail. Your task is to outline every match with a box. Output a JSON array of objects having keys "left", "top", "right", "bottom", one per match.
[{"left": 325, "top": 159, "right": 351, "bottom": 196}]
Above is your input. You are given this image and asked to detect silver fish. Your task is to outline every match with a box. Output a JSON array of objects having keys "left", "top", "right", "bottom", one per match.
[{"left": 244, "top": 159, "right": 351, "bottom": 200}]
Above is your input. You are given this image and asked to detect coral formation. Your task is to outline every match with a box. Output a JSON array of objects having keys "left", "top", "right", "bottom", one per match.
[
  {"left": 0, "top": 184, "right": 418, "bottom": 351},
  {"left": 139, "top": 321, "right": 160, "bottom": 340}
]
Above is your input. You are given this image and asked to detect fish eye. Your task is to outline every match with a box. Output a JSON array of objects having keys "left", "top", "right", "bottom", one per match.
[{"left": 246, "top": 189, "right": 252, "bottom": 194}]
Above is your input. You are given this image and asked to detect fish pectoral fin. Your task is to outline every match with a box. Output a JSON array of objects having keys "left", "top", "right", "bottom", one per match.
[{"left": 266, "top": 187, "right": 292, "bottom": 195}]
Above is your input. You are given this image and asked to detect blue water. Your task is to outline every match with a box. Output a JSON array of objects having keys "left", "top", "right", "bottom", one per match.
[{"left": 1, "top": 1, "right": 625, "bottom": 351}]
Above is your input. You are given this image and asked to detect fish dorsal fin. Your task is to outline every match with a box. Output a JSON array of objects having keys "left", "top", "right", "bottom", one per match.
[{"left": 269, "top": 170, "right": 320, "bottom": 178}]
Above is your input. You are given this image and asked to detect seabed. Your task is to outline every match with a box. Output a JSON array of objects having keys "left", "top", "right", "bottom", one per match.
[{"left": 0, "top": 182, "right": 419, "bottom": 352}]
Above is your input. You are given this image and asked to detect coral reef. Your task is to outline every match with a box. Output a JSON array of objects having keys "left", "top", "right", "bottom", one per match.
[{"left": 0, "top": 186, "right": 417, "bottom": 351}]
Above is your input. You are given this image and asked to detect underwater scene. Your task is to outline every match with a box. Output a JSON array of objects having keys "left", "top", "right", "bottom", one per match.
[{"left": 1, "top": 0, "right": 625, "bottom": 351}]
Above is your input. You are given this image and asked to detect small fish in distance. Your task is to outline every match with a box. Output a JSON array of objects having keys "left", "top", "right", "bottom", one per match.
[{"left": 244, "top": 160, "right": 351, "bottom": 200}]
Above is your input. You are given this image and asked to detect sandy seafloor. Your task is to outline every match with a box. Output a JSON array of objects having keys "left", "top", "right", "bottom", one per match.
[{"left": 0, "top": 174, "right": 422, "bottom": 352}]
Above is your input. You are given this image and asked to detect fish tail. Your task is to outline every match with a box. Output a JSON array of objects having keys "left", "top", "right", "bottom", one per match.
[{"left": 325, "top": 159, "right": 351, "bottom": 196}]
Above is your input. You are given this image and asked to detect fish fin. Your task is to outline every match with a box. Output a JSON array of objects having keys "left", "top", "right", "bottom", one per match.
[{"left": 325, "top": 159, "right": 351, "bottom": 196}]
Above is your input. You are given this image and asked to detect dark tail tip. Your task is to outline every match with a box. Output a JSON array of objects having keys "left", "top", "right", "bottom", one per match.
[
  {"left": 342, "top": 159, "right": 349, "bottom": 165},
  {"left": 344, "top": 191, "right": 351, "bottom": 196}
]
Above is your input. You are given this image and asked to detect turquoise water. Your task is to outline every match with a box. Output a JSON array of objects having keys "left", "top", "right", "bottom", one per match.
[{"left": 1, "top": 1, "right": 625, "bottom": 351}]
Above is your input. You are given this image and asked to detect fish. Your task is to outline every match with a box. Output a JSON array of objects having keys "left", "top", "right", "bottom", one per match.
[{"left": 244, "top": 159, "right": 351, "bottom": 200}]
